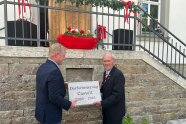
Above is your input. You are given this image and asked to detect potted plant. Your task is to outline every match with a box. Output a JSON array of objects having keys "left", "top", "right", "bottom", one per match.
[{"left": 57, "top": 26, "right": 98, "bottom": 49}]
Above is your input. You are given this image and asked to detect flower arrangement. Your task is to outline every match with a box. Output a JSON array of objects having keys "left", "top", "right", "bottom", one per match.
[
  {"left": 64, "top": 26, "right": 93, "bottom": 37},
  {"left": 57, "top": 26, "right": 98, "bottom": 49}
]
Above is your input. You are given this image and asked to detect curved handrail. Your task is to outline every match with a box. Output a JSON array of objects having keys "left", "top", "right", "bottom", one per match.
[{"left": 0, "top": 27, "right": 5, "bottom": 31}]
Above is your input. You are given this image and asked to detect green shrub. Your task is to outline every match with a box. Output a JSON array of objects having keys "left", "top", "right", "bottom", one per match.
[
  {"left": 141, "top": 117, "right": 149, "bottom": 124},
  {"left": 122, "top": 115, "right": 149, "bottom": 124},
  {"left": 122, "top": 115, "right": 134, "bottom": 124}
]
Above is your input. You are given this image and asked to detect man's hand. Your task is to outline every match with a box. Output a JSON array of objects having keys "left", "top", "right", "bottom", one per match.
[
  {"left": 94, "top": 101, "right": 101, "bottom": 107},
  {"left": 70, "top": 100, "right": 77, "bottom": 109}
]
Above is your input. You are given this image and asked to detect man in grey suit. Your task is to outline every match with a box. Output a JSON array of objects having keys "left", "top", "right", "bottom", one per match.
[
  {"left": 95, "top": 52, "right": 125, "bottom": 124},
  {"left": 35, "top": 43, "right": 76, "bottom": 124}
]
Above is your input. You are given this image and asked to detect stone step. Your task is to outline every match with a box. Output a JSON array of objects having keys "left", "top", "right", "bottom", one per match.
[{"left": 167, "top": 119, "right": 186, "bottom": 124}]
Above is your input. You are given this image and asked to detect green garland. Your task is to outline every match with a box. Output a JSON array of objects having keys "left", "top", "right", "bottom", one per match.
[{"left": 36, "top": 0, "right": 139, "bottom": 11}]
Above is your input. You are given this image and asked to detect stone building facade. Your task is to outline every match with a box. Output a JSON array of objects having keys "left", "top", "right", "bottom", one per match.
[{"left": 0, "top": 46, "right": 186, "bottom": 124}]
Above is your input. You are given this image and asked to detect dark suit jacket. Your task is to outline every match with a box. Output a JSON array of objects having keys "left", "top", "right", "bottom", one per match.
[
  {"left": 101, "top": 66, "right": 125, "bottom": 122},
  {"left": 35, "top": 59, "right": 71, "bottom": 124}
]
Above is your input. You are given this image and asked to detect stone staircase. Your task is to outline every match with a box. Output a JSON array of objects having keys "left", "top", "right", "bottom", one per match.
[{"left": 0, "top": 46, "right": 186, "bottom": 124}]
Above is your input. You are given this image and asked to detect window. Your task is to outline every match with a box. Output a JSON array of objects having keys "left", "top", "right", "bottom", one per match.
[
  {"left": 141, "top": 0, "right": 161, "bottom": 32},
  {"left": 151, "top": 0, "right": 159, "bottom": 2}
]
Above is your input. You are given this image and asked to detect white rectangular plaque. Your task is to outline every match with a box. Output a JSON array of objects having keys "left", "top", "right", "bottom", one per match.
[{"left": 68, "top": 81, "right": 101, "bottom": 106}]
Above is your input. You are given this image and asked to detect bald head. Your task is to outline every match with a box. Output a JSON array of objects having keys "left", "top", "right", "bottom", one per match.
[{"left": 103, "top": 52, "right": 116, "bottom": 71}]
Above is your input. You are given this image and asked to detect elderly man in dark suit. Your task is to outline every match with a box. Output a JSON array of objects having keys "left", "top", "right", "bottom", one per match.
[
  {"left": 35, "top": 43, "right": 76, "bottom": 124},
  {"left": 95, "top": 52, "right": 125, "bottom": 124}
]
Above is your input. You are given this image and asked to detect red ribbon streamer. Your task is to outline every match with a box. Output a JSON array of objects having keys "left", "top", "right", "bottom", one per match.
[
  {"left": 18, "top": 0, "right": 31, "bottom": 20},
  {"left": 97, "top": 25, "right": 106, "bottom": 41},
  {"left": 18, "top": 0, "right": 21, "bottom": 18},
  {"left": 22, "top": 0, "right": 26, "bottom": 12},
  {"left": 122, "top": 0, "right": 133, "bottom": 23}
]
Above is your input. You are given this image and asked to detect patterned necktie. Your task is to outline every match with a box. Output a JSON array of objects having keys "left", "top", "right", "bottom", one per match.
[
  {"left": 105, "top": 74, "right": 108, "bottom": 80},
  {"left": 104, "top": 71, "right": 109, "bottom": 80}
]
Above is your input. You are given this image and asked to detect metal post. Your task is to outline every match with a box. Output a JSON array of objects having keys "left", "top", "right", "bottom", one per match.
[
  {"left": 4, "top": 0, "right": 8, "bottom": 45},
  {"left": 133, "top": 15, "right": 137, "bottom": 51},
  {"left": 37, "top": 1, "right": 40, "bottom": 47}
]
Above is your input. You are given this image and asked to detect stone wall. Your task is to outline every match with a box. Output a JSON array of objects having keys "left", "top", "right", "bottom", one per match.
[{"left": 0, "top": 46, "right": 186, "bottom": 124}]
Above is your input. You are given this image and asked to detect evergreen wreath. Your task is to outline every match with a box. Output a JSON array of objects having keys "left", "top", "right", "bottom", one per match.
[{"left": 35, "top": 0, "right": 139, "bottom": 12}]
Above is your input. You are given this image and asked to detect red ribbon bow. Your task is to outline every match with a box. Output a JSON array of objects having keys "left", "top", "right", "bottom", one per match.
[
  {"left": 121, "top": 0, "right": 133, "bottom": 23},
  {"left": 97, "top": 25, "right": 106, "bottom": 41}
]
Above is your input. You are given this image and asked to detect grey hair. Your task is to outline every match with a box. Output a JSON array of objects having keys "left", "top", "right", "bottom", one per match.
[
  {"left": 103, "top": 52, "right": 116, "bottom": 61},
  {"left": 49, "top": 43, "right": 65, "bottom": 56}
]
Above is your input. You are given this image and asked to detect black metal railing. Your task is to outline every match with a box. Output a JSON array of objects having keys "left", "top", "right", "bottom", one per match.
[
  {"left": 135, "top": 5, "right": 186, "bottom": 79},
  {"left": 1, "top": 0, "right": 137, "bottom": 48},
  {"left": 0, "top": 0, "right": 185, "bottom": 79}
]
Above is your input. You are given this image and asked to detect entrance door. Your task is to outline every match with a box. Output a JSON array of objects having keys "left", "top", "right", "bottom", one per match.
[{"left": 48, "top": 0, "right": 91, "bottom": 41}]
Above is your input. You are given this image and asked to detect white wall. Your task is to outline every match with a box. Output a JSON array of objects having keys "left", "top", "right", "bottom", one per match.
[
  {"left": 0, "top": 0, "right": 4, "bottom": 31},
  {"left": 0, "top": 0, "right": 5, "bottom": 46},
  {"left": 169, "top": 0, "right": 186, "bottom": 43}
]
